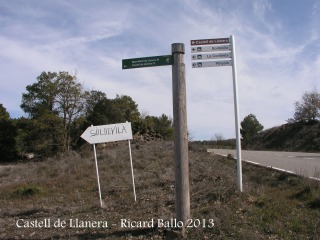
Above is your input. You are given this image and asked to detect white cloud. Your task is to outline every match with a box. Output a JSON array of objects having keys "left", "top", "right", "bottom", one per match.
[
  {"left": 40, "top": 25, "right": 122, "bottom": 50},
  {"left": 0, "top": 0, "right": 319, "bottom": 139}
]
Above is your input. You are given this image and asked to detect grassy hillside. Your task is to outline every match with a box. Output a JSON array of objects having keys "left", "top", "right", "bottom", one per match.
[
  {"left": 247, "top": 121, "right": 320, "bottom": 152},
  {"left": 0, "top": 141, "right": 319, "bottom": 239}
]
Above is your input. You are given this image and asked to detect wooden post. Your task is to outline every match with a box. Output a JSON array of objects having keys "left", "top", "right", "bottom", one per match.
[{"left": 171, "top": 43, "right": 190, "bottom": 228}]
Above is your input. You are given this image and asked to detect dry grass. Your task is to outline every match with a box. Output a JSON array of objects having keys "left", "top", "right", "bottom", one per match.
[{"left": 0, "top": 141, "right": 319, "bottom": 239}]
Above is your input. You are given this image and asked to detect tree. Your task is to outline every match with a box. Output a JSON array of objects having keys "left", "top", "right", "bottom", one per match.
[
  {"left": 0, "top": 104, "right": 17, "bottom": 161},
  {"left": 112, "top": 95, "right": 141, "bottom": 133},
  {"left": 83, "top": 90, "right": 107, "bottom": 117},
  {"left": 112, "top": 95, "right": 140, "bottom": 123},
  {"left": 84, "top": 94, "right": 144, "bottom": 136},
  {"left": 155, "top": 114, "right": 174, "bottom": 140},
  {"left": 0, "top": 104, "right": 10, "bottom": 120},
  {"left": 15, "top": 116, "right": 62, "bottom": 156},
  {"left": 289, "top": 90, "right": 320, "bottom": 123},
  {"left": 86, "top": 98, "right": 118, "bottom": 126},
  {"left": 143, "top": 114, "right": 174, "bottom": 140},
  {"left": 55, "top": 72, "right": 85, "bottom": 151},
  {"left": 21, "top": 72, "right": 59, "bottom": 118},
  {"left": 213, "top": 133, "right": 224, "bottom": 147},
  {"left": 20, "top": 71, "right": 85, "bottom": 154},
  {"left": 240, "top": 114, "right": 263, "bottom": 145}
]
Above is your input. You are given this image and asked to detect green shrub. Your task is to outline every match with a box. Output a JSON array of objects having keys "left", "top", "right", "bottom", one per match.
[{"left": 12, "top": 185, "right": 41, "bottom": 198}]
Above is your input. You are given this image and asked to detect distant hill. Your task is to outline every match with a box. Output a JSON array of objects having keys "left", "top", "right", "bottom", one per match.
[{"left": 247, "top": 121, "right": 320, "bottom": 152}]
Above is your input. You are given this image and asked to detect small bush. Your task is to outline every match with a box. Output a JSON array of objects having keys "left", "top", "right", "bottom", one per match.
[
  {"left": 12, "top": 185, "right": 41, "bottom": 198},
  {"left": 294, "top": 186, "right": 312, "bottom": 200},
  {"left": 308, "top": 198, "right": 320, "bottom": 209},
  {"left": 277, "top": 172, "right": 290, "bottom": 181}
]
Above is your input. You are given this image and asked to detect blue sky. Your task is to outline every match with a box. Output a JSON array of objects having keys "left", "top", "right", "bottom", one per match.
[{"left": 0, "top": 0, "right": 319, "bottom": 140}]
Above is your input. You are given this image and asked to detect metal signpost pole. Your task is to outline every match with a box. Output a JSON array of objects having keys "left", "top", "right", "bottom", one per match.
[
  {"left": 93, "top": 143, "right": 103, "bottom": 207},
  {"left": 190, "top": 36, "right": 243, "bottom": 192},
  {"left": 230, "top": 35, "right": 243, "bottom": 192},
  {"left": 171, "top": 43, "right": 190, "bottom": 229},
  {"left": 128, "top": 139, "right": 137, "bottom": 202}
]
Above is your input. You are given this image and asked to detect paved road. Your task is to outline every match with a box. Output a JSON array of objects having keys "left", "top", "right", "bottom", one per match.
[{"left": 208, "top": 149, "right": 320, "bottom": 180}]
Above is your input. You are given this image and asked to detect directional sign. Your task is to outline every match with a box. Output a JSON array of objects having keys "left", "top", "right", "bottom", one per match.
[
  {"left": 190, "top": 38, "right": 230, "bottom": 46},
  {"left": 122, "top": 55, "right": 173, "bottom": 69},
  {"left": 81, "top": 122, "right": 133, "bottom": 144},
  {"left": 191, "top": 45, "right": 231, "bottom": 53},
  {"left": 192, "top": 52, "right": 231, "bottom": 61},
  {"left": 190, "top": 35, "right": 243, "bottom": 192},
  {"left": 192, "top": 60, "right": 232, "bottom": 68}
]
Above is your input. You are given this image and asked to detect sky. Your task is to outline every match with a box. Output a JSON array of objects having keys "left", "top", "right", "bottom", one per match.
[{"left": 0, "top": 0, "right": 319, "bottom": 140}]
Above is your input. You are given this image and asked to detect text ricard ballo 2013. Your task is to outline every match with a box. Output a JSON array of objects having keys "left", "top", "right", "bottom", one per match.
[{"left": 16, "top": 218, "right": 215, "bottom": 229}]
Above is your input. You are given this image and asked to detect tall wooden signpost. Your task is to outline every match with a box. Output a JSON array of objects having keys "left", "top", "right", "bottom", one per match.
[
  {"left": 191, "top": 35, "right": 243, "bottom": 192},
  {"left": 120, "top": 36, "right": 242, "bottom": 236},
  {"left": 122, "top": 46, "right": 190, "bottom": 232},
  {"left": 171, "top": 43, "right": 190, "bottom": 225}
]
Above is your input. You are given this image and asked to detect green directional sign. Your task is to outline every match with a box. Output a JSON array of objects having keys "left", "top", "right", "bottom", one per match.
[{"left": 122, "top": 55, "right": 173, "bottom": 69}]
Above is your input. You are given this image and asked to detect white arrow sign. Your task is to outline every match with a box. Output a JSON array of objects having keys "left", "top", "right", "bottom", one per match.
[
  {"left": 81, "top": 122, "right": 133, "bottom": 144},
  {"left": 191, "top": 52, "right": 231, "bottom": 60},
  {"left": 191, "top": 45, "right": 231, "bottom": 53},
  {"left": 192, "top": 60, "right": 232, "bottom": 68}
]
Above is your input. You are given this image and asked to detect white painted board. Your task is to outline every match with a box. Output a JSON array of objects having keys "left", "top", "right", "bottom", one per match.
[
  {"left": 191, "top": 52, "right": 231, "bottom": 60},
  {"left": 192, "top": 60, "right": 232, "bottom": 68},
  {"left": 81, "top": 122, "right": 133, "bottom": 144},
  {"left": 191, "top": 45, "right": 231, "bottom": 53}
]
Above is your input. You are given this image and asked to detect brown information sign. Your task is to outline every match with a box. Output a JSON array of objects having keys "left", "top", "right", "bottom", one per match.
[{"left": 190, "top": 38, "right": 230, "bottom": 46}]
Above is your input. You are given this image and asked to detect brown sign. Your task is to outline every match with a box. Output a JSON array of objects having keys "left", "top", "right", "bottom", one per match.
[{"left": 190, "top": 38, "right": 230, "bottom": 46}]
